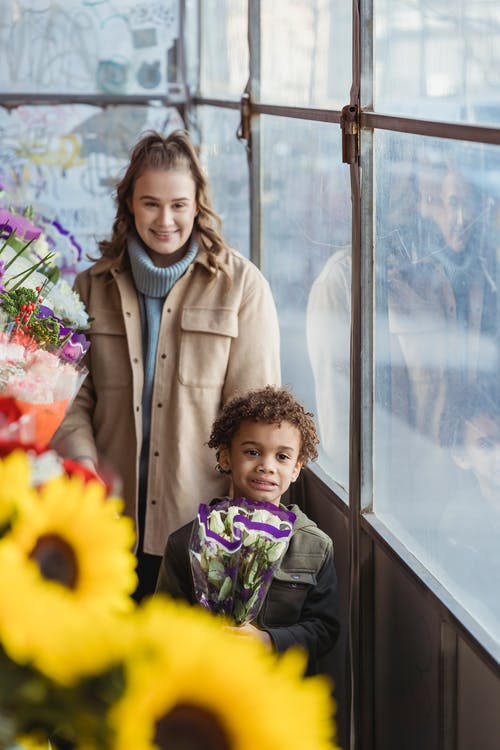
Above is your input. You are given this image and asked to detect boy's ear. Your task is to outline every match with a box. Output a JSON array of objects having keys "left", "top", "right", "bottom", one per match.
[
  {"left": 291, "top": 460, "right": 303, "bottom": 483},
  {"left": 218, "top": 446, "right": 231, "bottom": 473}
]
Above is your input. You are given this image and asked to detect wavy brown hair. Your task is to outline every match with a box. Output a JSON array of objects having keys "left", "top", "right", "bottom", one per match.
[
  {"left": 208, "top": 386, "right": 319, "bottom": 464},
  {"left": 99, "top": 130, "right": 227, "bottom": 270}
]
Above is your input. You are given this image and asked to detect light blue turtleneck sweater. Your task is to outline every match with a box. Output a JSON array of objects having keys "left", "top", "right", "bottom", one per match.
[{"left": 127, "top": 232, "right": 198, "bottom": 542}]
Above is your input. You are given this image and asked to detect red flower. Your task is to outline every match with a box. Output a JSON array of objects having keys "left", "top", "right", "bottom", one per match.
[{"left": 0, "top": 396, "right": 23, "bottom": 424}]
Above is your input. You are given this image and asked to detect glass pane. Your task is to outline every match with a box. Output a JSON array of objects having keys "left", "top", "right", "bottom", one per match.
[
  {"left": 260, "top": 116, "right": 352, "bottom": 491},
  {"left": 199, "top": 0, "right": 248, "bottom": 99},
  {"left": 0, "top": 0, "right": 184, "bottom": 96},
  {"left": 196, "top": 106, "right": 250, "bottom": 257},
  {"left": 0, "top": 104, "right": 184, "bottom": 282},
  {"left": 375, "top": 0, "right": 500, "bottom": 125},
  {"left": 373, "top": 130, "right": 500, "bottom": 643},
  {"left": 259, "top": 0, "right": 351, "bottom": 109}
]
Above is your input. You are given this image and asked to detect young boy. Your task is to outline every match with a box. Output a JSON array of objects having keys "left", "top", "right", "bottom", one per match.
[
  {"left": 155, "top": 385, "right": 339, "bottom": 675},
  {"left": 438, "top": 380, "right": 500, "bottom": 625}
]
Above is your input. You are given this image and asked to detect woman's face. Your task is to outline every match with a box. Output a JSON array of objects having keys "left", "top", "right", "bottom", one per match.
[{"left": 128, "top": 168, "right": 198, "bottom": 266}]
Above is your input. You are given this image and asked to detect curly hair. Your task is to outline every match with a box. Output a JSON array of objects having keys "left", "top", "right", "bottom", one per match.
[
  {"left": 98, "top": 129, "right": 228, "bottom": 272},
  {"left": 439, "top": 378, "right": 500, "bottom": 450},
  {"left": 208, "top": 386, "right": 319, "bottom": 464}
]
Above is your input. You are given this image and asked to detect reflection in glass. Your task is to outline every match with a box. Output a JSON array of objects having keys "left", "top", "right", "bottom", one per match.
[
  {"left": 259, "top": 116, "right": 352, "bottom": 491},
  {"left": 260, "top": 0, "right": 351, "bottom": 108},
  {"left": 199, "top": 0, "right": 248, "bottom": 99},
  {"left": 196, "top": 107, "right": 250, "bottom": 257},
  {"left": 375, "top": 0, "right": 500, "bottom": 125},
  {"left": 373, "top": 130, "right": 500, "bottom": 642}
]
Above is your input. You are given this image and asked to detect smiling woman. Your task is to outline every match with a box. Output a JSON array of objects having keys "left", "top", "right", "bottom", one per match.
[
  {"left": 127, "top": 169, "right": 199, "bottom": 266},
  {"left": 52, "top": 130, "right": 281, "bottom": 601}
]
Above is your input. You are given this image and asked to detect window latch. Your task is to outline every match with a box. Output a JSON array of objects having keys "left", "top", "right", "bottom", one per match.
[
  {"left": 340, "top": 104, "right": 359, "bottom": 164},
  {"left": 237, "top": 91, "right": 251, "bottom": 147}
]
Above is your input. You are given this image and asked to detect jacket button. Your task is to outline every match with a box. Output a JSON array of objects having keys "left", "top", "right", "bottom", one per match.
[
  {"left": 125, "top": 311, "right": 131, "bottom": 317},
  {"left": 133, "top": 358, "right": 138, "bottom": 363},
  {"left": 157, "top": 403, "right": 163, "bottom": 408},
  {"left": 151, "top": 499, "right": 157, "bottom": 505},
  {"left": 154, "top": 451, "right": 159, "bottom": 457},
  {"left": 136, "top": 406, "right": 140, "bottom": 412},
  {"left": 161, "top": 353, "right": 167, "bottom": 359}
]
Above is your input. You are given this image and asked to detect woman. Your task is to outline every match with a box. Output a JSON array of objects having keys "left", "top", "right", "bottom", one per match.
[{"left": 52, "top": 130, "right": 281, "bottom": 599}]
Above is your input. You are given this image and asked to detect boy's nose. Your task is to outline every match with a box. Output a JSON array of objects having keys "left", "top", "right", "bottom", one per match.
[{"left": 455, "top": 205, "right": 464, "bottom": 227}]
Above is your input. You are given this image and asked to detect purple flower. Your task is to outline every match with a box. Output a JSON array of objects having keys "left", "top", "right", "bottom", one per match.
[
  {"left": 60, "top": 331, "right": 90, "bottom": 363},
  {"left": 37, "top": 304, "right": 57, "bottom": 320},
  {"left": 0, "top": 208, "right": 42, "bottom": 240}
]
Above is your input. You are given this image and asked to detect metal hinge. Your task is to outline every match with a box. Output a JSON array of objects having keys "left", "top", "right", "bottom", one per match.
[{"left": 340, "top": 104, "right": 359, "bottom": 164}]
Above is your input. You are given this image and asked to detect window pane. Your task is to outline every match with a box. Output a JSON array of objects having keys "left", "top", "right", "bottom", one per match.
[
  {"left": 373, "top": 130, "right": 500, "bottom": 642},
  {"left": 259, "top": 0, "right": 351, "bottom": 109},
  {"left": 196, "top": 106, "right": 250, "bottom": 257},
  {"left": 260, "top": 115, "right": 352, "bottom": 491},
  {"left": 0, "top": 104, "right": 184, "bottom": 281},
  {"left": 199, "top": 0, "right": 248, "bottom": 99},
  {"left": 0, "top": 0, "right": 184, "bottom": 96},
  {"left": 375, "top": 0, "right": 500, "bottom": 125}
]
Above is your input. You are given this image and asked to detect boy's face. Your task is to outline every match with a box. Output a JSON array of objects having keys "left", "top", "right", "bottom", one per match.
[
  {"left": 218, "top": 420, "right": 303, "bottom": 507},
  {"left": 453, "top": 414, "right": 500, "bottom": 493}
]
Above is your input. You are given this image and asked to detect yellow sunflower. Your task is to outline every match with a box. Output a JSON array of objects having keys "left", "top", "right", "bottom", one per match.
[
  {"left": 13, "top": 737, "right": 50, "bottom": 750},
  {"left": 109, "top": 596, "right": 338, "bottom": 750},
  {"left": 0, "top": 471, "right": 137, "bottom": 685},
  {"left": 0, "top": 450, "right": 37, "bottom": 531}
]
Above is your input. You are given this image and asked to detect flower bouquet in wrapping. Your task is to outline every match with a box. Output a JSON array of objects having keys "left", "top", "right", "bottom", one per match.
[
  {"left": 189, "top": 498, "right": 296, "bottom": 625},
  {"left": 231, "top": 498, "right": 296, "bottom": 625},
  {"left": 0, "top": 204, "right": 90, "bottom": 448},
  {"left": 189, "top": 500, "right": 244, "bottom": 616}
]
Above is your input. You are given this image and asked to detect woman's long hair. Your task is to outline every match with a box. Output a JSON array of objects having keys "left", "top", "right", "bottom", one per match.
[{"left": 99, "top": 130, "right": 227, "bottom": 270}]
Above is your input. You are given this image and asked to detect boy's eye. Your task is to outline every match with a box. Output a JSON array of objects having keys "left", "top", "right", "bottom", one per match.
[
  {"left": 277, "top": 453, "right": 290, "bottom": 461},
  {"left": 245, "top": 449, "right": 260, "bottom": 456},
  {"left": 478, "top": 438, "right": 496, "bottom": 451}
]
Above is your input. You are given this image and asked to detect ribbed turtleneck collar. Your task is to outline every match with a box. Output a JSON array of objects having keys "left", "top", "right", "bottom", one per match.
[{"left": 127, "top": 232, "right": 198, "bottom": 298}]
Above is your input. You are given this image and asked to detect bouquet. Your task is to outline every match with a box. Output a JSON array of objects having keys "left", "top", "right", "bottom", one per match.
[
  {"left": 189, "top": 498, "right": 296, "bottom": 625},
  {"left": 189, "top": 500, "right": 244, "bottom": 617},
  {"left": 0, "top": 204, "right": 90, "bottom": 447}
]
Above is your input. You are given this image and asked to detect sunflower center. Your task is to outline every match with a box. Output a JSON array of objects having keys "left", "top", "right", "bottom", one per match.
[
  {"left": 154, "top": 703, "right": 232, "bottom": 750},
  {"left": 29, "top": 533, "right": 79, "bottom": 588}
]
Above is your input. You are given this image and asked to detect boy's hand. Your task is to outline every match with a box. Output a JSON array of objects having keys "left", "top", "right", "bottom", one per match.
[{"left": 225, "top": 622, "right": 272, "bottom": 649}]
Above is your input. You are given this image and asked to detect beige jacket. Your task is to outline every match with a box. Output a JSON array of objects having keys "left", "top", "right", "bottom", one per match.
[{"left": 52, "top": 246, "right": 281, "bottom": 554}]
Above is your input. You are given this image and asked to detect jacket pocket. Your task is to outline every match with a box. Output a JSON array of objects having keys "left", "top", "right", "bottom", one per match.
[
  {"left": 262, "top": 569, "right": 317, "bottom": 625},
  {"left": 179, "top": 307, "right": 238, "bottom": 387},
  {"left": 89, "top": 310, "right": 131, "bottom": 389}
]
